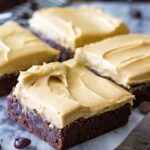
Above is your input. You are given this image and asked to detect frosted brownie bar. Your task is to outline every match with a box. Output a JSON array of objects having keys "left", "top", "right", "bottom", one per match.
[
  {"left": 75, "top": 34, "right": 150, "bottom": 106},
  {"left": 29, "top": 7, "right": 129, "bottom": 61},
  {"left": 0, "top": 21, "right": 59, "bottom": 96},
  {"left": 8, "top": 60, "right": 133, "bottom": 150}
]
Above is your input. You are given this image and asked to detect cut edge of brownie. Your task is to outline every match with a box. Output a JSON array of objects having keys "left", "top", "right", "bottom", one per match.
[
  {"left": 0, "top": 73, "right": 18, "bottom": 96},
  {"left": 32, "top": 31, "right": 74, "bottom": 62},
  {"left": 130, "top": 82, "right": 150, "bottom": 107},
  {"left": 7, "top": 95, "right": 131, "bottom": 150}
]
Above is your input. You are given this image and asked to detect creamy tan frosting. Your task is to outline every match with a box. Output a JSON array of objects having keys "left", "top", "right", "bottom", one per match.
[
  {"left": 0, "top": 21, "right": 59, "bottom": 77},
  {"left": 13, "top": 60, "right": 133, "bottom": 128},
  {"left": 29, "top": 6, "right": 129, "bottom": 51},
  {"left": 75, "top": 34, "right": 150, "bottom": 88}
]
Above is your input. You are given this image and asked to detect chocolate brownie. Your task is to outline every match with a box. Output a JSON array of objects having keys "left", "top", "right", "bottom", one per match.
[
  {"left": 0, "top": 73, "right": 18, "bottom": 96},
  {"left": 29, "top": 7, "right": 128, "bottom": 60},
  {"left": 8, "top": 96, "right": 131, "bottom": 150},
  {"left": 8, "top": 61, "right": 133, "bottom": 149},
  {"left": 75, "top": 34, "right": 150, "bottom": 107},
  {"left": 130, "top": 82, "right": 150, "bottom": 107}
]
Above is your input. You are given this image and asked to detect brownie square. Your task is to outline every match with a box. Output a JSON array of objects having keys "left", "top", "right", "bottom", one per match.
[
  {"left": 7, "top": 61, "right": 133, "bottom": 149},
  {"left": 75, "top": 34, "right": 150, "bottom": 107}
]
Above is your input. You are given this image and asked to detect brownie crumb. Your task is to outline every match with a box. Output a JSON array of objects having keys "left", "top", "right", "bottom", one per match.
[
  {"left": 14, "top": 137, "right": 31, "bottom": 149},
  {"left": 139, "top": 101, "right": 150, "bottom": 114},
  {"left": 131, "top": 10, "right": 142, "bottom": 19}
]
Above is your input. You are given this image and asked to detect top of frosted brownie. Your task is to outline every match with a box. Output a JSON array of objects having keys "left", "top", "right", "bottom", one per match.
[
  {"left": 75, "top": 34, "right": 150, "bottom": 88},
  {"left": 29, "top": 7, "right": 129, "bottom": 51},
  {"left": 0, "top": 21, "right": 59, "bottom": 77},
  {"left": 13, "top": 60, "right": 133, "bottom": 128}
]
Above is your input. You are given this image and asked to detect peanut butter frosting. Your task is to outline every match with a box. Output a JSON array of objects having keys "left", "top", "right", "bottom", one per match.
[
  {"left": 0, "top": 21, "right": 59, "bottom": 77},
  {"left": 13, "top": 60, "right": 133, "bottom": 128},
  {"left": 29, "top": 7, "right": 129, "bottom": 51},
  {"left": 75, "top": 34, "right": 150, "bottom": 88}
]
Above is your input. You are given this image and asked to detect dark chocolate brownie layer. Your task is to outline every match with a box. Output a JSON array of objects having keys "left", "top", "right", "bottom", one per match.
[
  {"left": 0, "top": 73, "right": 18, "bottom": 96},
  {"left": 32, "top": 31, "right": 74, "bottom": 62},
  {"left": 8, "top": 95, "right": 131, "bottom": 150},
  {"left": 130, "top": 82, "right": 150, "bottom": 107}
]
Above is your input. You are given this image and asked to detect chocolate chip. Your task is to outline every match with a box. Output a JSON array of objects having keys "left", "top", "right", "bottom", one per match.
[
  {"left": 14, "top": 137, "right": 31, "bottom": 149},
  {"left": 30, "top": 2, "right": 38, "bottom": 10},
  {"left": 131, "top": 10, "right": 142, "bottom": 19},
  {"left": 139, "top": 101, "right": 150, "bottom": 114},
  {"left": 20, "top": 12, "right": 30, "bottom": 19}
]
